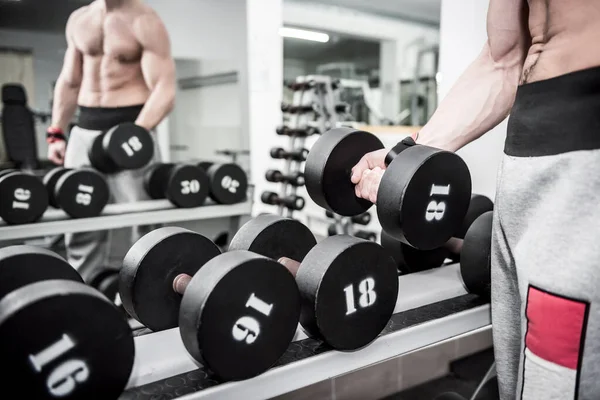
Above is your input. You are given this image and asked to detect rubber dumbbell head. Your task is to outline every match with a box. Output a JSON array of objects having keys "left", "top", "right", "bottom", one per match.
[
  {"left": 354, "top": 230, "right": 377, "bottom": 242},
  {"left": 144, "top": 163, "right": 210, "bottom": 208},
  {"left": 54, "top": 168, "right": 110, "bottom": 218},
  {"left": 269, "top": 147, "right": 309, "bottom": 162},
  {"left": 261, "top": 191, "right": 305, "bottom": 211},
  {"left": 198, "top": 162, "right": 248, "bottom": 204},
  {"left": 305, "top": 128, "right": 472, "bottom": 250},
  {"left": 89, "top": 122, "right": 154, "bottom": 173},
  {"left": 0, "top": 171, "right": 48, "bottom": 225},
  {"left": 381, "top": 230, "right": 449, "bottom": 274},
  {"left": 460, "top": 211, "right": 493, "bottom": 299},
  {"left": 449, "top": 194, "right": 494, "bottom": 262},
  {"left": 351, "top": 212, "right": 371, "bottom": 225}
]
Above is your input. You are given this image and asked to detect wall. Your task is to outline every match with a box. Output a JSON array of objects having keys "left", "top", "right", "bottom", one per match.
[{"left": 438, "top": 0, "right": 503, "bottom": 199}]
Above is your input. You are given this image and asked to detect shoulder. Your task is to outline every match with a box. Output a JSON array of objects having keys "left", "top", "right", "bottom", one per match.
[
  {"left": 132, "top": 8, "right": 170, "bottom": 50},
  {"left": 65, "top": 5, "right": 91, "bottom": 37}
]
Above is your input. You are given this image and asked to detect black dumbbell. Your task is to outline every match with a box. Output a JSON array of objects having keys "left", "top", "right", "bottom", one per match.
[
  {"left": 381, "top": 194, "right": 493, "bottom": 274},
  {"left": 265, "top": 169, "right": 305, "bottom": 187},
  {"left": 229, "top": 215, "right": 399, "bottom": 351},
  {"left": 197, "top": 162, "right": 248, "bottom": 204},
  {"left": 305, "top": 128, "right": 472, "bottom": 250},
  {"left": 120, "top": 227, "right": 300, "bottom": 380},
  {"left": 327, "top": 223, "right": 339, "bottom": 236},
  {"left": 88, "top": 266, "right": 120, "bottom": 303},
  {"left": 335, "top": 103, "right": 351, "bottom": 114},
  {"left": 325, "top": 210, "right": 370, "bottom": 225},
  {"left": 144, "top": 163, "right": 210, "bottom": 208},
  {"left": 276, "top": 125, "right": 320, "bottom": 137},
  {"left": 286, "top": 80, "right": 316, "bottom": 91},
  {"left": 355, "top": 230, "right": 377, "bottom": 242},
  {"left": 0, "top": 246, "right": 134, "bottom": 399},
  {"left": 0, "top": 169, "right": 48, "bottom": 225},
  {"left": 43, "top": 167, "right": 110, "bottom": 218},
  {"left": 88, "top": 122, "right": 154, "bottom": 174},
  {"left": 261, "top": 191, "right": 305, "bottom": 210},
  {"left": 270, "top": 147, "right": 309, "bottom": 162},
  {"left": 281, "top": 103, "right": 321, "bottom": 114},
  {"left": 460, "top": 211, "right": 493, "bottom": 299}
]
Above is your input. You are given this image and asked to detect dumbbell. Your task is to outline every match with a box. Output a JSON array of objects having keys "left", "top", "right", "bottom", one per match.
[
  {"left": 325, "top": 210, "right": 372, "bottom": 225},
  {"left": 355, "top": 230, "right": 377, "bottom": 242},
  {"left": 270, "top": 147, "right": 309, "bottom": 162},
  {"left": 229, "top": 215, "right": 399, "bottom": 350},
  {"left": 381, "top": 194, "right": 493, "bottom": 274},
  {"left": 265, "top": 169, "right": 305, "bottom": 187},
  {"left": 88, "top": 122, "right": 154, "bottom": 174},
  {"left": 144, "top": 163, "right": 210, "bottom": 208},
  {"left": 281, "top": 103, "right": 321, "bottom": 114},
  {"left": 88, "top": 266, "right": 120, "bottom": 304},
  {"left": 0, "top": 246, "right": 134, "bottom": 399},
  {"left": 460, "top": 211, "right": 493, "bottom": 299},
  {"left": 305, "top": 128, "right": 472, "bottom": 250},
  {"left": 261, "top": 191, "right": 305, "bottom": 210},
  {"left": 335, "top": 103, "right": 351, "bottom": 114},
  {"left": 0, "top": 169, "right": 48, "bottom": 224},
  {"left": 119, "top": 227, "right": 300, "bottom": 380},
  {"left": 276, "top": 125, "right": 320, "bottom": 137},
  {"left": 197, "top": 162, "right": 248, "bottom": 204},
  {"left": 43, "top": 167, "right": 110, "bottom": 218},
  {"left": 286, "top": 80, "right": 316, "bottom": 91}
]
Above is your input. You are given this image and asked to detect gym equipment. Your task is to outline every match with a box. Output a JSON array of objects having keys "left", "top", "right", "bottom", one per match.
[
  {"left": 270, "top": 147, "right": 309, "bottom": 162},
  {"left": 286, "top": 80, "right": 316, "bottom": 91},
  {"left": 88, "top": 266, "right": 119, "bottom": 303},
  {"left": 0, "top": 169, "right": 48, "bottom": 224},
  {"left": 325, "top": 210, "right": 371, "bottom": 225},
  {"left": 144, "top": 163, "right": 210, "bottom": 208},
  {"left": 120, "top": 227, "right": 222, "bottom": 331},
  {"left": 265, "top": 169, "right": 305, "bottom": 187},
  {"left": 229, "top": 215, "right": 398, "bottom": 351},
  {"left": 197, "top": 161, "right": 248, "bottom": 204},
  {"left": 0, "top": 246, "right": 134, "bottom": 399},
  {"left": 355, "top": 230, "right": 377, "bottom": 242},
  {"left": 120, "top": 227, "right": 300, "bottom": 380},
  {"left": 276, "top": 125, "right": 320, "bottom": 137},
  {"left": 305, "top": 128, "right": 472, "bottom": 250},
  {"left": 88, "top": 122, "right": 154, "bottom": 173},
  {"left": 281, "top": 103, "right": 320, "bottom": 114},
  {"left": 460, "top": 211, "right": 493, "bottom": 299},
  {"left": 381, "top": 194, "right": 493, "bottom": 274},
  {"left": 43, "top": 167, "right": 110, "bottom": 218},
  {"left": 261, "top": 191, "right": 305, "bottom": 211}
]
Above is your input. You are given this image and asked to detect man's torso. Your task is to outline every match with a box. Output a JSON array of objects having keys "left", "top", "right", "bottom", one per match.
[
  {"left": 71, "top": 2, "right": 153, "bottom": 108},
  {"left": 522, "top": 0, "right": 600, "bottom": 83}
]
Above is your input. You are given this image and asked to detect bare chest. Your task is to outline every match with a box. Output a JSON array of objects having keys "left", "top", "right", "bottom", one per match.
[{"left": 72, "top": 13, "right": 142, "bottom": 62}]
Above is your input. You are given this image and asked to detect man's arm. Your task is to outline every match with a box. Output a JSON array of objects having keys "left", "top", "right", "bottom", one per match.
[
  {"left": 418, "top": 0, "right": 530, "bottom": 151},
  {"left": 133, "top": 12, "right": 176, "bottom": 131},
  {"left": 50, "top": 11, "right": 84, "bottom": 132}
]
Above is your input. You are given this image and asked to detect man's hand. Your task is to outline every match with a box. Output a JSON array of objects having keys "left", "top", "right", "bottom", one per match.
[
  {"left": 350, "top": 148, "right": 388, "bottom": 184},
  {"left": 48, "top": 141, "right": 67, "bottom": 165},
  {"left": 350, "top": 148, "right": 388, "bottom": 203}
]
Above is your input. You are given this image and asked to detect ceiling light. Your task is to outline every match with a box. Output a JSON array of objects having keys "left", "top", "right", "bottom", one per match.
[{"left": 279, "top": 27, "right": 330, "bottom": 43}]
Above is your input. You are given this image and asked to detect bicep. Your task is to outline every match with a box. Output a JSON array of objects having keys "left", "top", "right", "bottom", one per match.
[
  {"left": 137, "top": 14, "right": 175, "bottom": 89},
  {"left": 487, "top": 0, "right": 530, "bottom": 65},
  {"left": 60, "top": 15, "right": 83, "bottom": 87}
]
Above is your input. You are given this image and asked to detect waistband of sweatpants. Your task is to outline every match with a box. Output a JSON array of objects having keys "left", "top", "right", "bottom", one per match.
[
  {"left": 77, "top": 104, "right": 144, "bottom": 131},
  {"left": 505, "top": 66, "right": 600, "bottom": 157}
]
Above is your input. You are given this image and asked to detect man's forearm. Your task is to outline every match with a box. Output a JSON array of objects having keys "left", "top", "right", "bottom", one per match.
[
  {"left": 418, "top": 43, "right": 522, "bottom": 152},
  {"left": 51, "top": 78, "right": 80, "bottom": 132},
  {"left": 135, "top": 79, "right": 175, "bottom": 131}
]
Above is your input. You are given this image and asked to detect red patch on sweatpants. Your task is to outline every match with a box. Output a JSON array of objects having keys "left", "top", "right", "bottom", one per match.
[{"left": 525, "top": 286, "right": 587, "bottom": 369}]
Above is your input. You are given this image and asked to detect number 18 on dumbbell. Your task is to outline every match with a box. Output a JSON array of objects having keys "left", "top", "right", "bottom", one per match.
[{"left": 305, "top": 128, "right": 472, "bottom": 250}]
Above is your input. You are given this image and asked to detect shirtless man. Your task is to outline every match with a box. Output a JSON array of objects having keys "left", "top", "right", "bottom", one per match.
[
  {"left": 47, "top": 0, "right": 175, "bottom": 281},
  {"left": 282, "top": 0, "right": 600, "bottom": 398}
]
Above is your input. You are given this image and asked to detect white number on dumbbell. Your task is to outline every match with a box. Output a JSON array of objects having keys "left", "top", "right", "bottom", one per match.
[
  {"left": 28, "top": 334, "right": 90, "bottom": 397},
  {"left": 425, "top": 184, "right": 451, "bottom": 222},
  {"left": 221, "top": 176, "right": 240, "bottom": 194},
  {"left": 232, "top": 293, "right": 273, "bottom": 345},
  {"left": 75, "top": 184, "right": 94, "bottom": 206},
  {"left": 121, "top": 136, "right": 143, "bottom": 157},
  {"left": 344, "top": 277, "right": 377, "bottom": 316},
  {"left": 12, "top": 188, "right": 31, "bottom": 210},
  {"left": 181, "top": 180, "right": 200, "bottom": 195}
]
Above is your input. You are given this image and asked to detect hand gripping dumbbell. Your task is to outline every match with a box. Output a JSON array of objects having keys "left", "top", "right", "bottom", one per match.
[
  {"left": 229, "top": 215, "right": 399, "bottom": 350},
  {"left": 276, "top": 125, "right": 320, "bottom": 137},
  {"left": 144, "top": 163, "right": 210, "bottom": 208},
  {"left": 305, "top": 128, "right": 472, "bottom": 250},
  {"left": 88, "top": 122, "right": 154, "bottom": 173},
  {"left": 0, "top": 169, "right": 48, "bottom": 224},
  {"left": 197, "top": 162, "right": 248, "bottom": 204},
  {"left": 381, "top": 194, "right": 493, "bottom": 274},
  {"left": 265, "top": 169, "right": 305, "bottom": 187},
  {"left": 270, "top": 147, "right": 309, "bottom": 162},
  {"left": 0, "top": 246, "right": 134, "bottom": 399},
  {"left": 119, "top": 227, "right": 300, "bottom": 380},
  {"left": 43, "top": 167, "right": 110, "bottom": 218},
  {"left": 261, "top": 191, "right": 305, "bottom": 211}
]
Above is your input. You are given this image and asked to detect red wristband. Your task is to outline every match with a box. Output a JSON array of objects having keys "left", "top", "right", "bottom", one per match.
[{"left": 47, "top": 127, "right": 66, "bottom": 144}]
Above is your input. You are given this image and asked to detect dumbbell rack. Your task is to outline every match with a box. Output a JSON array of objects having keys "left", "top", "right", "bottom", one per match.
[
  {"left": 326, "top": 211, "right": 377, "bottom": 241},
  {"left": 0, "top": 199, "right": 251, "bottom": 241},
  {"left": 123, "top": 264, "right": 491, "bottom": 399},
  {"left": 264, "top": 75, "right": 347, "bottom": 218}
]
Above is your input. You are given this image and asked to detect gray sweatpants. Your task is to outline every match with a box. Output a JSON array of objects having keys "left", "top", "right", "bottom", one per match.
[
  {"left": 492, "top": 67, "right": 600, "bottom": 400},
  {"left": 64, "top": 125, "right": 158, "bottom": 281}
]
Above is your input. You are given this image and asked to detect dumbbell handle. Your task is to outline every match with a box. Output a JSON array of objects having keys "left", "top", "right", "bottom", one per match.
[{"left": 444, "top": 237, "right": 463, "bottom": 254}]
